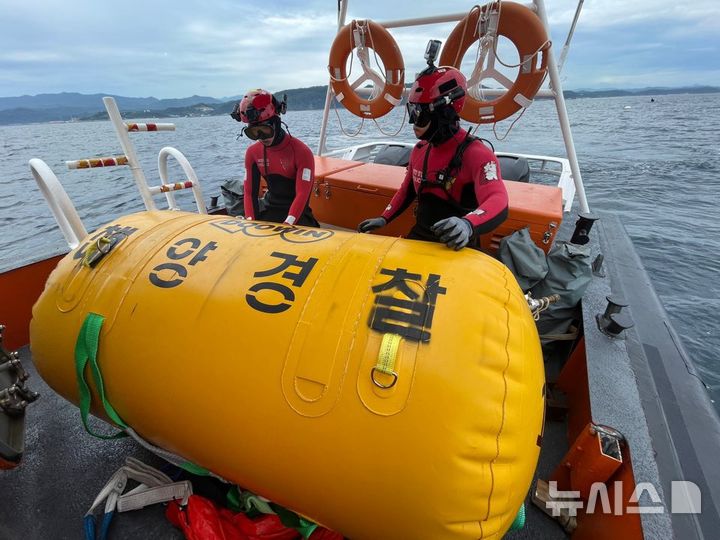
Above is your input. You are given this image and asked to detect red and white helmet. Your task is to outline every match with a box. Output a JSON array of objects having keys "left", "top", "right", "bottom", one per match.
[
  {"left": 233, "top": 89, "right": 280, "bottom": 124},
  {"left": 408, "top": 67, "right": 467, "bottom": 113}
]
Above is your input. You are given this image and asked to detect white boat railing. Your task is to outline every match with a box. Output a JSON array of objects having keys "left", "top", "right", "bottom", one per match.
[
  {"left": 317, "top": 0, "right": 590, "bottom": 214},
  {"left": 30, "top": 97, "right": 207, "bottom": 248},
  {"left": 495, "top": 152, "right": 576, "bottom": 212},
  {"left": 100, "top": 97, "right": 206, "bottom": 213},
  {"left": 102, "top": 96, "right": 162, "bottom": 210},
  {"left": 29, "top": 158, "right": 87, "bottom": 249},
  {"left": 157, "top": 147, "right": 207, "bottom": 213},
  {"left": 323, "top": 141, "right": 411, "bottom": 162},
  {"left": 533, "top": 0, "right": 589, "bottom": 213},
  {"left": 557, "top": 0, "right": 585, "bottom": 73}
]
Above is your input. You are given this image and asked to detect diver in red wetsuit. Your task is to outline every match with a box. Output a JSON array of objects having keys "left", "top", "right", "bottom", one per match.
[
  {"left": 358, "top": 63, "right": 508, "bottom": 250},
  {"left": 231, "top": 89, "right": 319, "bottom": 226}
]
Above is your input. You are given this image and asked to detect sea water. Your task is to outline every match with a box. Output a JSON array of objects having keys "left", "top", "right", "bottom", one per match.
[{"left": 1, "top": 93, "right": 718, "bottom": 405}]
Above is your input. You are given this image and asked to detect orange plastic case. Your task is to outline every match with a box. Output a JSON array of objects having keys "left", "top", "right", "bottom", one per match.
[
  {"left": 313, "top": 156, "right": 364, "bottom": 178},
  {"left": 481, "top": 180, "right": 563, "bottom": 254},
  {"left": 311, "top": 158, "right": 563, "bottom": 253},
  {"left": 312, "top": 162, "right": 413, "bottom": 237}
]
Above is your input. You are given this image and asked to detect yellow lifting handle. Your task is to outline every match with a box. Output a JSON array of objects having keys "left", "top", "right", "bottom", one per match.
[{"left": 371, "top": 333, "right": 402, "bottom": 389}]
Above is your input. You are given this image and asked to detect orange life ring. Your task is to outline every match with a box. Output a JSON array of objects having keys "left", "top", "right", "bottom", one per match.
[
  {"left": 328, "top": 20, "right": 405, "bottom": 119},
  {"left": 440, "top": 2, "right": 550, "bottom": 124}
]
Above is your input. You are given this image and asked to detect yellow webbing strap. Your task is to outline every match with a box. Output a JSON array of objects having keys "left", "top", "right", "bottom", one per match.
[
  {"left": 377, "top": 333, "right": 402, "bottom": 374},
  {"left": 371, "top": 333, "right": 402, "bottom": 389}
]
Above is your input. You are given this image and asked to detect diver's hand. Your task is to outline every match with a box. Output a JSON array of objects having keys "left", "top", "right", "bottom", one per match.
[
  {"left": 357, "top": 217, "right": 387, "bottom": 233},
  {"left": 431, "top": 217, "right": 473, "bottom": 250}
]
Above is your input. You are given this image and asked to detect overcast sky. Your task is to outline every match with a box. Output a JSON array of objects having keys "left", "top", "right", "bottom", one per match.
[{"left": 1, "top": 0, "right": 719, "bottom": 99}]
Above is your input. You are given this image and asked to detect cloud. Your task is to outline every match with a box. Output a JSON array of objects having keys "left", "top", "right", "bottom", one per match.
[
  {"left": 591, "top": 68, "right": 720, "bottom": 88},
  {"left": 563, "top": 0, "right": 720, "bottom": 28},
  {"left": 0, "top": 51, "right": 69, "bottom": 63},
  {"left": 0, "top": 0, "right": 718, "bottom": 97}
]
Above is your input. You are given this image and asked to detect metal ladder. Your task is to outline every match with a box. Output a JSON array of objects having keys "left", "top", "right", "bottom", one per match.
[{"left": 30, "top": 97, "right": 207, "bottom": 249}]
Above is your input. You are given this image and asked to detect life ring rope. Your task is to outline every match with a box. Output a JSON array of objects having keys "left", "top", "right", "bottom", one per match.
[
  {"left": 465, "top": 2, "right": 549, "bottom": 98},
  {"left": 455, "top": 3, "right": 550, "bottom": 72},
  {"left": 330, "top": 96, "right": 407, "bottom": 139},
  {"left": 331, "top": 102, "right": 366, "bottom": 138},
  {"left": 448, "top": 4, "right": 484, "bottom": 68}
]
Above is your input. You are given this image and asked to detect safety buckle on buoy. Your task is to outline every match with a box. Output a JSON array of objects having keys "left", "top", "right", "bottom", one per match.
[
  {"left": 371, "top": 367, "right": 398, "bottom": 389},
  {"left": 82, "top": 232, "right": 124, "bottom": 268}
]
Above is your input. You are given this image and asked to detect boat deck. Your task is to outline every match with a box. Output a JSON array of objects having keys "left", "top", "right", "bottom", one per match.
[
  {"left": 0, "top": 346, "right": 181, "bottom": 539},
  {"left": 1, "top": 346, "right": 569, "bottom": 539}
]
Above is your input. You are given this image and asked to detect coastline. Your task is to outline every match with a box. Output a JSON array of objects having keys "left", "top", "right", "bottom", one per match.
[{"left": 1, "top": 87, "right": 719, "bottom": 126}]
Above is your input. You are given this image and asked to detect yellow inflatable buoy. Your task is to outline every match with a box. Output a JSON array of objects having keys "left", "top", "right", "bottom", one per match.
[{"left": 31, "top": 210, "right": 544, "bottom": 540}]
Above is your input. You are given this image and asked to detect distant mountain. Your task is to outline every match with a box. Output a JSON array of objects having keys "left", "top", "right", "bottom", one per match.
[
  {"left": 0, "top": 106, "right": 93, "bottom": 124},
  {"left": 274, "top": 86, "right": 329, "bottom": 110},
  {"left": 1, "top": 86, "right": 718, "bottom": 125},
  {"left": 79, "top": 88, "right": 328, "bottom": 122},
  {"left": 0, "top": 92, "right": 222, "bottom": 112},
  {"left": 564, "top": 86, "right": 720, "bottom": 98},
  {"left": 82, "top": 102, "right": 232, "bottom": 121},
  {"left": 220, "top": 94, "right": 245, "bottom": 102}
]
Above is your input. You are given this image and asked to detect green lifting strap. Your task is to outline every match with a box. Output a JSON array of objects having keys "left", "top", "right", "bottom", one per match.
[
  {"left": 271, "top": 505, "right": 318, "bottom": 539},
  {"left": 75, "top": 313, "right": 128, "bottom": 439},
  {"left": 178, "top": 461, "right": 212, "bottom": 476},
  {"left": 75, "top": 314, "right": 212, "bottom": 476},
  {"left": 509, "top": 502, "right": 526, "bottom": 531},
  {"left": 225, "top": 486, "right": 318, "bottom": 538}
]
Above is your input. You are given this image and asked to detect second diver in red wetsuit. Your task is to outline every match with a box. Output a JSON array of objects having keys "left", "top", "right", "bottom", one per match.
[
  {"left": 358, "top": 60, "right": 508, "bottom": 249},
  {"left": 231, "top": 89, "right": 319, "bottom": 226}
]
